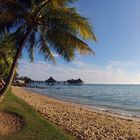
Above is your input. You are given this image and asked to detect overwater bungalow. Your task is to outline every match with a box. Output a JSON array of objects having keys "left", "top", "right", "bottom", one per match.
[
  {"left": 76, "top": 78, "right": 84, "bottom": 85},
  {"left": 45, "top": 77, "right": 57, "bottom": 85},
  {"left": 19, "top": 76, "right": 84, "bottom": 87},
  {"left": 67, "top": 78, "right": 83, "bottom": 85}
]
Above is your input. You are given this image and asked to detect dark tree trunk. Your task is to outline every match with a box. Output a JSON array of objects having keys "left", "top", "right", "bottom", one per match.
[{"left": 0, "top": 28, "right": 31, "bottom": 102}]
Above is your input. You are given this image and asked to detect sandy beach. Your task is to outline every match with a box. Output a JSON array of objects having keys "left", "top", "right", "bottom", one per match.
[{"left": 12, "top": 87, "right": 140, "bottom": 140}]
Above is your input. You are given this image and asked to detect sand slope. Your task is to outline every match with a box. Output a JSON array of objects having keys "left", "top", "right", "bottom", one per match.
[{"left": 12, "top": 87, "right": 140, "bottom": 140}]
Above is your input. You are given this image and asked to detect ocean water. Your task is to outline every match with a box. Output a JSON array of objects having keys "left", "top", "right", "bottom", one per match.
[{"left": 25, "top": 84, "right": 140, "bottom": 118}]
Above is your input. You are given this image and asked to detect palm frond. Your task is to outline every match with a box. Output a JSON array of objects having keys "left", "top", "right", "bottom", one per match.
[
  {"left": 45, "top": 27, "right": 94, "bottom": 61},
  {"left": 0, "top": 33, "right": 17, "bottom": 78},
  {"left": 0, "top": 0, "right": 96, "bottom": 65},
  {"left": 39, "top": 7, "right": 96, "bottom": 41},
  {"left": 45, "top": 29, "right": 75, "bottom": 61},
  {"left": 25, "top": 31, "right": 36, "bottom": 62},
  {"left": 0, "top": 0, "right": 28, "bottom": 34},
  {"left": 37, "top": 32, "right": 56, "bottom": 63}
]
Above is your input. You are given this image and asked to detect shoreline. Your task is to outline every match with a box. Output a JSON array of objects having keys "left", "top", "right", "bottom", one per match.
[
  {"left": 24, "top": 87, "right": 140, "bottom": 122},
  {"left": 12, "top": 86, "right": 140, "bottom": 140}
]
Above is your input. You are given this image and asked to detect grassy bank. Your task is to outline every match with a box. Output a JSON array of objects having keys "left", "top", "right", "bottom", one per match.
[{"left": 0, "top": 90, "right": 76, "bottom": 140}]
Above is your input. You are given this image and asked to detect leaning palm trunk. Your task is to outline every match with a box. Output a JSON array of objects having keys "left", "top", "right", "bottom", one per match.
[
  {"left": 0, "top": 1, "right": 96, "bottom": 102},
  {"left": 0, "top": 28, "right": 31, "bottom": 102}
]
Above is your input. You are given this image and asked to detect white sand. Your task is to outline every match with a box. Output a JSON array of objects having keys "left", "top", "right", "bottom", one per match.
[{"left": 12, "top": 87, "right": 140, "bottom": 140}]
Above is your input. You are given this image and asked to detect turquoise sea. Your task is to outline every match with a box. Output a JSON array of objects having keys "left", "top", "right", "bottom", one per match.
[{"left": 25, "top": 84, "right": 140, "bottom": 118}]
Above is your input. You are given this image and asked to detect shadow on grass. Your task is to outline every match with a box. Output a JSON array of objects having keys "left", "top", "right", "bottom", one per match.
[{"left": 0, "top": 89, "right": 77, "bottom": 140}]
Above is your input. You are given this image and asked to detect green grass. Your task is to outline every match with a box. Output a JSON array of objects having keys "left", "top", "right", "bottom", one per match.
[{"left": 0, "top": 90, "right": 77, "bottom": 140}]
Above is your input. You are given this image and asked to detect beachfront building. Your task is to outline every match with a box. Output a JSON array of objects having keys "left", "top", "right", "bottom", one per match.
[{"left": 16, "top": 80, "right": 25, "bottom": 84}]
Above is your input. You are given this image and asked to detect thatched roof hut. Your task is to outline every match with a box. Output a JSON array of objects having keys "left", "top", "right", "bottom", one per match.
[
  {"left": 76, "top": 78, "right": 83, "bottom": 84},
  {"left": 45, "top": 77, "right": 56, "bottom": 84},
  {"left": 67, "top": 78, "right": 83, "bottom": 85}
]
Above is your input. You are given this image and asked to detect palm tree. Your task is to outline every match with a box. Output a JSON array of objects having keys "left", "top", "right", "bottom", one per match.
[
  {"left": 0, "top": 35, "right": 16, "bottom": 80},
  {"left": 0, "top": 0, "right": 96, "bottom": 101}
]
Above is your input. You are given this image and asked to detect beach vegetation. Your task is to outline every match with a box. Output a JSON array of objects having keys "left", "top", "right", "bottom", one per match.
[
  {"left": 0, "top": 89, "right": 76, "bottom": 140},
  {"left": 0, "top": 34, "right": 16, "bottom": 80}
]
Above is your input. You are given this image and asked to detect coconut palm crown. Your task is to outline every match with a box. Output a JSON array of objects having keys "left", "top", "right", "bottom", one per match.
[{"left": 0, "top": 0, "right": 96, "bottom": 99}]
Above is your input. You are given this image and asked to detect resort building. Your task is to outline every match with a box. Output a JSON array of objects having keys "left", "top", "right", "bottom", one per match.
[{"left": 45, "top": 77, "right": 57, "bottom": 85}]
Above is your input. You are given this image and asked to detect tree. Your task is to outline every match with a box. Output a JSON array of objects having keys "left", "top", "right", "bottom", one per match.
[
  {"left": 0, "top": 35, "right": 16, "bottom": 80},
  {"left": 0, "top": 0, "right": 96, "bottom": 101}
]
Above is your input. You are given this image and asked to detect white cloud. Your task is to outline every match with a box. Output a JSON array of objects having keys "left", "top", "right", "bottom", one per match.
[{"left": 18, "top": 59, "right": 140, "bottom": 84}]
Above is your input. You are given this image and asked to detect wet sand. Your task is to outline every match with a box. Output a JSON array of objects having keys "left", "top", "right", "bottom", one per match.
[{"left": 12, "top": 86, "right": 140, "bottom": 140}]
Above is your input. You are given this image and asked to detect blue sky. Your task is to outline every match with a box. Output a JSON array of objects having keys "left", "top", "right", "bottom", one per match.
[{"left": 18, "top": 0, "right": 140, "bottom": 84}]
